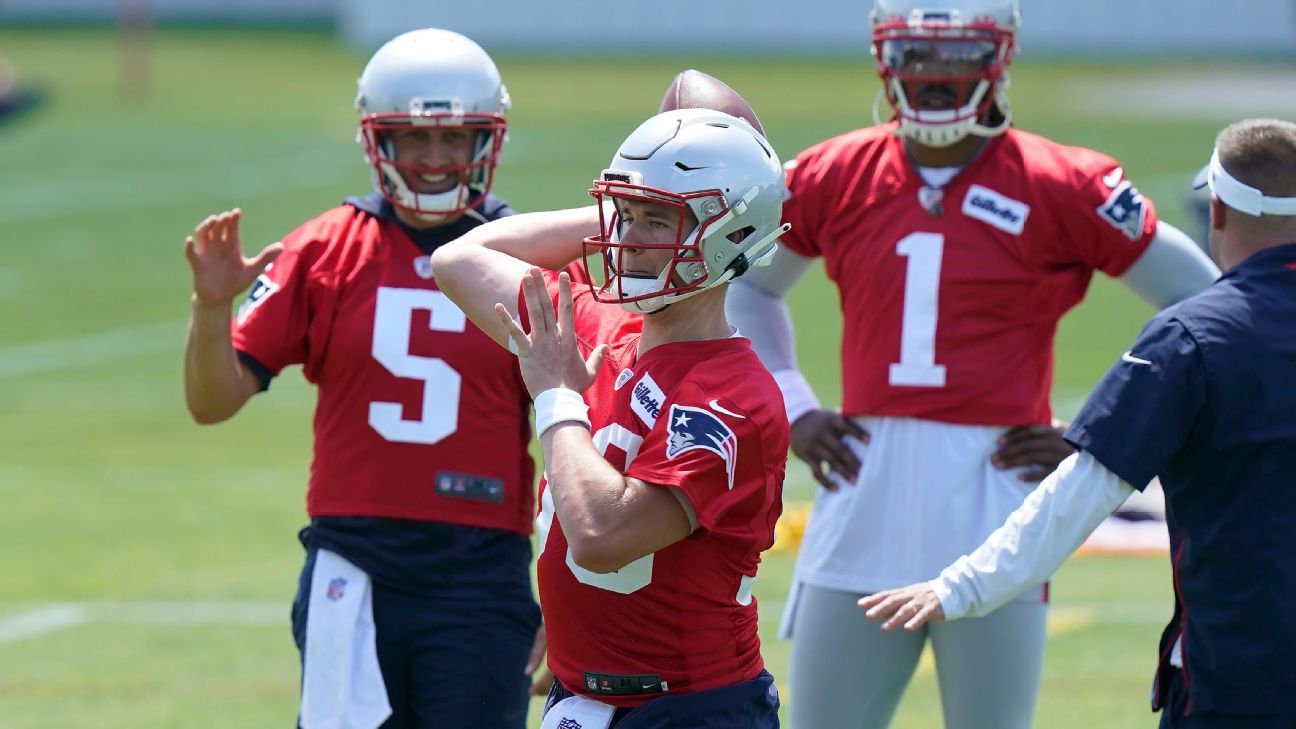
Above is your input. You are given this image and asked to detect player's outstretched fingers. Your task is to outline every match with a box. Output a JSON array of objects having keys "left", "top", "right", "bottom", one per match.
[
  {"left": 494, "top": 303, "right": 532, "bottom": 356},
  {"left": 522, "top": 268, "right": 555, "bottom": 335},
  {"left": 584, "top": 344, "right": 609, "bottom": 381},
  {"left": 249, "top": 241, "right": 284, "bottom": 272},
  {"left": 193, "top": 214, "right": 217, "bottom": 247},
  {"left": 557, "top": 271, "right": 575, "bottom": 340}
]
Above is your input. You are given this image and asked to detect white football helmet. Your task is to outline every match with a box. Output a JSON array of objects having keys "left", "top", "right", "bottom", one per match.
[
  {"left": 355, "top": 28, "right": 510, "bottom": 220},
  {"left": 584, "top": 109, "right": 789, "bottom": 314},
  {"left": 870, "top": 0, "right": 1019, "bottom": 147}
]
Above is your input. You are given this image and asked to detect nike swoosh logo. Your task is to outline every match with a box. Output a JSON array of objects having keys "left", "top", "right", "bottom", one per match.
[
  {"left": 1121, "top": 351, "right": 1152, "bottom": 366},
  {"left": 708, "top": 399, "right": 746, "bottom": 418}
]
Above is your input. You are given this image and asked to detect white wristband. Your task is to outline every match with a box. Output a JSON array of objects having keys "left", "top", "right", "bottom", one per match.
[
  {"left": 772, "top": 368, "right": 821, "bottom": 424},
  {"left": 534, "top": 387, "right": 591, "bottom": 439}
]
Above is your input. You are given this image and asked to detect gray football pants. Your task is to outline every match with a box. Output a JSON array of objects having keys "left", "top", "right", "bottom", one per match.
[{"left": 788, "top": 583, "right": 1047, "bottom": 729}]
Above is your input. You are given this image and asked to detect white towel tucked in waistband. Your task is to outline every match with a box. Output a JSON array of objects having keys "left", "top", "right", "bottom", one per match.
[{"left": 300, "top": 548, "right": 392, "bottom": 729}]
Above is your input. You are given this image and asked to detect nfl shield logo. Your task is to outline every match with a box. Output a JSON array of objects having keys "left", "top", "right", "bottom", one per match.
[
  {"left": 558, "top": 719, "right": 582, "bottom": 729},
  {"left": 413, "top": 255, "right": 434, "bottom": 279},
  {"left": 585, "top": 676, "right": 598, "bottom": 691},
  {"left": 325, "top": 577, "right": 347, "bottom": 601}
]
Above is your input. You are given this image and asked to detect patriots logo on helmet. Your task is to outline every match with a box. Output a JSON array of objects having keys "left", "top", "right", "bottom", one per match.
[
  {"left": 236, "top": 271, "right": 279, "bottom": 326},
  {"left": 665, "top": 404, "right": 738, "bottom": 490},
  {"left": 1097, "top": 181, "right": 1148, "bottom": 242}
]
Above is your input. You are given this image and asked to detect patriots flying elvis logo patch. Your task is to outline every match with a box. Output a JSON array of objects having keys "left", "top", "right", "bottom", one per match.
[
  {"left": 665, "top": 404, "right": 738, "bottom": 490},
  {"left": 236, "top": 272, "right": 279, "bottom": 325}
]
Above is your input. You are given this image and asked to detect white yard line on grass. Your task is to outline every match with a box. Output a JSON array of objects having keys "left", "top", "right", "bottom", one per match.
[
  {"left": 0, "top": 321, "right": 183, "bottom": 380},
  {"left": 0, "top": 604, "right": 89, "bottom": 644},
  {"left": 0, "top": 601, "right": 282, "bottom": 645}
]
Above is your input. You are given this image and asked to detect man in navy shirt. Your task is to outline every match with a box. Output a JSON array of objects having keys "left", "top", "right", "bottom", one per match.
[{"left": 858, "top": 117, "right": 1296, "bottom": 728}]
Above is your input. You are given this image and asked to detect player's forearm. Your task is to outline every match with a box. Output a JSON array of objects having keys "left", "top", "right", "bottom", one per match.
[
  {"left": 445, "top": 206, "right": 596, "bottom": 270},
  {"left": 541, "top": 424, "right": 658, "bottom": 574},
  {"left": 432, "top": 207, "right": 598, "bottom": 348},
  {"left": 1120, "top": 221, "right": 1220, "bottom": 308},
  {"left": 930, "top": 452, "right": 1134, "bottom": 619},
  {"left": 542, "top": 424, "right": 634, "bottom": 570},
  {"left": 184, "top": 298, "right": 256, "bottom": 424}
]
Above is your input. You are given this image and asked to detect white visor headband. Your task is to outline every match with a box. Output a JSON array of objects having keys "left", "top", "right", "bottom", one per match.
[{"left": 1192, "top": 148, "right": 1296, "bottom": 217}]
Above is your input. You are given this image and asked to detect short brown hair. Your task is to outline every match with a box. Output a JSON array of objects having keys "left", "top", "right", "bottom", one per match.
[{"left": 1216, "top": 118, "right": 1296, "bottom": 199}]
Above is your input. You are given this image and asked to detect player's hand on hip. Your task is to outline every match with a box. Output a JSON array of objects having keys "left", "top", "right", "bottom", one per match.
[
  {"left": 496, "top": 268, "right": 608, "bottom": 397},
  {"left": 991, "top": 421, "right": 1074, "bottom": 481},
  {"left": 183, "top": 208, "right": 283, "bottom": 309},
  {"left": 858, "top": 584, "right": 945, "bottom": 632},
  {"left": 790, "top": 409, "right": 870, "bottom": 491}
]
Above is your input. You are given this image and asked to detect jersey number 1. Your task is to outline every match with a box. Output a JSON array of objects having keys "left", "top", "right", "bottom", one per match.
[
  {"left": 890, "top": 232, "right": 947, "bottom": 387},
  {"left": 368, "top": 287, "right": 465, "bottom": 444}
]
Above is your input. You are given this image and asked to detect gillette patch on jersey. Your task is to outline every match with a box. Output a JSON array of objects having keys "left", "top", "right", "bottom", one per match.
[
  {"left": 236, "top": 272, "right": 279, "bottom": 325},
  {"left": 630, "top": 373, "right": 665, "bottom": 427},
  {"left": 962, "top": 185, "right": 1030, "bottom": 235},
  {"left": 665, "top": 404, "right": 738, "bottom": 490},
  {"left": 435, "top": 471, "right": 504, "bottom": 503},
  {"left": 1097, "top": 180, "right": 1148, "bottom": 241}
]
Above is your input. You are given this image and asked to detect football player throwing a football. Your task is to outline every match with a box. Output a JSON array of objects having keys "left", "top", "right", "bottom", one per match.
[
  {"left": 432, "top": 108, "right": 790, "bottom": 729},
  {"left": 183, "top": 29, "right": 549, "bottom": 729},
  {"left": 725, "top": 2, "right": 1222, "bottom": 728}
]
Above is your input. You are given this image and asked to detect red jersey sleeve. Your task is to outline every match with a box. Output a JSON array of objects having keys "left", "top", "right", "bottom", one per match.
[
  {"left": 777, "top": 151, "right": 827, "bottom": 259},
  {"left": 230, "top": 224, "right": 324, "bottom": 376},
  {"left": 626, "top": 381, "right": 771, "bottom": 534},
  {"left": 1041, "top": 149, "right": 1159, "bottom": 278}
]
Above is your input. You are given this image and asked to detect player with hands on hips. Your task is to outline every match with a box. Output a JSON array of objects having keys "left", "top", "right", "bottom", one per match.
[
  {"left": 725, "top": 2, "right": 1222, "bottom": 728},
  {"left": 432, "top": 106, "right": 790, "bottom": 729},
  {"left": 183, "top": 29, "right": 550, "bottom": 729},
  {"left": 862, "top": 118, "right": 1296, "bottom": 729}
]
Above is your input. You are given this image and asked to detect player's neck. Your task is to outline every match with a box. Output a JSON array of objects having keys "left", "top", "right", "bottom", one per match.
[
  {"left": 905, "top": 134, "right": 988, "bottom": 169},
  {"left": 637, "top": 288, "right": 732, "bottom": 356}
]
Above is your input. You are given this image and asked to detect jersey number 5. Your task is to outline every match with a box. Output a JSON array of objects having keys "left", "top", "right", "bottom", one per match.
[
  {"left": 368, "top": 287, "right": 465, "bottom": 444},
  {"left": 890, "top": 232, "right": 947, "bottom": 387}
]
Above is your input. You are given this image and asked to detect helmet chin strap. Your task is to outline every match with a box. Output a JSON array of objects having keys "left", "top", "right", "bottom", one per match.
[
  {"left": 376, "top": 160, "right": 470, "bottom": 219},
  {"left": 877, "top": 77, "right": 1011, "bottom": 148}
]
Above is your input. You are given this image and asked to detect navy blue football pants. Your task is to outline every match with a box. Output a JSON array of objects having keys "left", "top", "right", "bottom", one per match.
[
  {"left": 1158, "top": 669, "right": 1295, "bottom": 729},
  {"left": 292, "top": 545, "right": 541, "bottom": 729},
  {"left": 543, "top": 670, "right": 780, "bottom": 728}
]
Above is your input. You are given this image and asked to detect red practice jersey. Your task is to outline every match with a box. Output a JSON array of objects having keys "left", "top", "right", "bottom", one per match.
[
  {"left": 781, "top": 124, "right": 1158, "bottom": 425},
  {"left": 232, "top": 204, "right": 536, "bottom": 534},
  {"left": 534, "top": 273, "right": 789, "bottom": 707}
]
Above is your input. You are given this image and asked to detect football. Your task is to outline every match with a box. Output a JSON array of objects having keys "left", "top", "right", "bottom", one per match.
[{"left": 658, "top": 69, "right": 765, "bottom": 136}]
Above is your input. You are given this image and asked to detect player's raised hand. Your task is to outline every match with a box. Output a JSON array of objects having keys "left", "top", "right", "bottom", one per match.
[
  {"left": 992, "top": 421, "right": 1074, "bottom": 481},
  {"left": 496, "top": 268, "right": 608, "bottom": 397},
  {"left": 183, "top": 208, "right": 284, "bottom": 309},
  {"left": 858, "top": 583, "right": 945, "bottom": 632},
  {"left": 790, "top": 409, "right": 871, "bottom": 491}
]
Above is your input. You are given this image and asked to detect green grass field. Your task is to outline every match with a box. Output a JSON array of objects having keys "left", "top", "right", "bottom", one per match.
[{"left": 0, "top": 27, "right": 1288, "bottom": 728}]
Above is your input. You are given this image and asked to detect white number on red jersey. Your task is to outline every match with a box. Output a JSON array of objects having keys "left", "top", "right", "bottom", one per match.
[
  {"left": 889, "top": 232, "right": 947, "bottom": 387},
  {"left": 537, "top": 423, "right": 655, "bottom": 595},
  {"left": 368, "top": 287, "right": 466, "bottom": 444}
]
